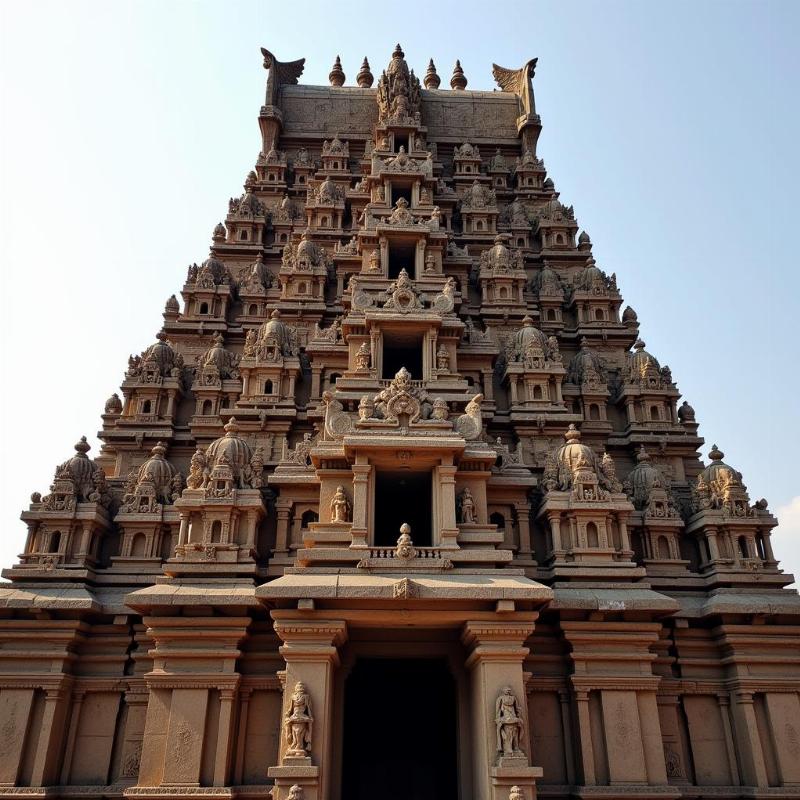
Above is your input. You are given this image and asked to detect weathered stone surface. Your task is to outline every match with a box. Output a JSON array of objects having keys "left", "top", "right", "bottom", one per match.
[{"left": 0, "top": 42, "right": 797, "bottom": 800}]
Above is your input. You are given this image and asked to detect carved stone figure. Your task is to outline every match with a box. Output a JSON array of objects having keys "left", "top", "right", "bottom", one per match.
[
  {"left": 355, "top": 342, "right": 371, "bottom": 371},
  {"left": 330, "top": 486, "right": 351, "bottom": 523},
  {"left": 261, "top": 48, "right": 305, "bottom": 107},
  {"left": 283, "top": 682, "right": 313, "bottom": 758},
  {"left": 395, "top": 523, "right": 417, "bottom": 559},
  {"left": 492, "top": 59, "right": 538, "bottom": 117},
  {"left": 460, "top": 488, "right": 476, "bottom": 524},
  {"left": 436, "top": 345, "right": 450, "bottom": 372},
  {"left": 495, "top": 687, "right": 526, "bottom": 758}
]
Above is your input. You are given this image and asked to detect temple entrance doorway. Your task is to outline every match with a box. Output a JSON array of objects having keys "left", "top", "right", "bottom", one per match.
[
  {"left": 374, "top": 470, "right": 432, "bottom": 546},
  {"left": 341, "top": 657, "right": 458, "bottom": 800}
]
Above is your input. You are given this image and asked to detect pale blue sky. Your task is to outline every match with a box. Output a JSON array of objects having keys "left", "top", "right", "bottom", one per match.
[{"left": 1, "top": 0, "right": 798, "bottom": 576}]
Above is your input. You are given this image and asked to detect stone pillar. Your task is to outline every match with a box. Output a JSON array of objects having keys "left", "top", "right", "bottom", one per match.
[
  {"left": 275, "top": 498, "right": 292, "bottom": 556},
  {"left": 350, "top": 461, "right": 371, "bottom": 548},
  {"left": 573, "top": 689, "right": 596, "bottom": 785},
  {"left": 730, "top": 689, "right": 768, "bottom": 787},
  {"left": 462, "top": 619, "right": 542, "bottom": 800},
  {"left": 30, "top": 683, "right": 71, "bottom": 786},
  {"left": 436, "top": 462, "right": 459, "bottom": 549},
  {"left": 268, "top": 617, "right": 348, "bottom": 800}
]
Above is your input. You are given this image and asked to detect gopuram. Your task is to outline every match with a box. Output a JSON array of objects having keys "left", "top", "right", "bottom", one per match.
[{"left": 1, "top": 45, "right": 799, "bottom": 800}]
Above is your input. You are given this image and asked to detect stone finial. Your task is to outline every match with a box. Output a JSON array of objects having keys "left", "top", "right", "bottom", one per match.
[
  {"left": 424, "top": 58, "right": 441, "bottom": 89},
  {"left": 678, "top": 399, "right": 696, "bottom": 423},
  {"left": 212, "top": 221, "right": 226, "bottom": 242},
  {"left": 622, "top": 305, "right": 638, "bottom": 326},
  {"left": 577, "top": 230, "right": 592, "bottom": 250},
  {"left": 329, "top": 55, "right": 345, "bottom": 87},
  {"left": 708, "top": 444, "right": 724, "bottom": 462},
  {"left": 104, "top": 393, "right": 122, "bottom": 415},
  {"left": 356, "top": 57, "right": 373, "bottom": 88},
  {"left": 164, "top": 294, "right": 179, "bottom": 314},
  {"left": 450, "top": 60, "right": 468, "bottom": 90}
]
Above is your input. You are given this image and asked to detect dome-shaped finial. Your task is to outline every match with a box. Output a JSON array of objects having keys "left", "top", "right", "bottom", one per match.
[
  {"left": 709, "top": 444, "right": 724, "bottom": 461},
  {"left": 356, "top": 57, "right": 373, "bottom": 88},
  {"left": 212, "top": 222, "right": 226, "bottom": 242},
  {"left": 329, "top": 55, "right": 345, "bottom": 87},
  {"left": 636, "top": 444, "right": 651, "bottom": 462},
  {"left": 564, "top": 424, "right": 581, "bottom": 443},
  {"left": 578, "top": 230, "right": 592, "bottom": 250},
  {"left": 164, "top": 294, "right": 179, "bottom": 314},
  {"left": 393, "top": 43, "right": 404, "bottom": 59},
  {"left": 634, "top": 339, "right": 646, "bottom": 351},
  {"left": 74, "top": 436, "right": 91, "bottom": 455},
  {"left": 424, "top": 58, "right": 441, "bottom": 89},
  {"left": 104, "top": 393, "right": 122, "bottom": 415},
  {"left": 622, "top": 305, "right": 638, "bottom": 325},
  {"left": 224, "top": 417, "right": 240, "bottom": 436},
  {"left": 450, "top": 60, "right": 467, "bottom": 90}
]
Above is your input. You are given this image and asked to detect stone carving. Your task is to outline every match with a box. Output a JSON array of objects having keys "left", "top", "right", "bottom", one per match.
[
  {"left": 461, "top": 180, "right": 497, "bottom": 211},
  {"left": 463, "top": 317, "right": 493, "bottom": 345},
  {"left": 424, "top": 58, "right": 440, "bottom": 89},
  {"left": 330, "top": 486, "right": 351, "bottom": 523},
  {"left": 450, "top": 61, "right": 467, "bottom": 91},
  {"left": 374, "top": 367, "right": 422, "bottom": 424},
  {"left": 454, "top": 394, "right": 484, "bottom": 441},
  {"left": 105, "top": 393, "right": 123, "bottom": 414},
  {"left": 197, "top": 333, "right": 240, "bottom": 382},
  {"left": 623, "top": 340, "right": 672, "bottom": 388},
  {"left": 121, "top": 442, "right": 182, "bottom": 513},
  {"left": 436, "top": 345, "right": 450, "bottom": 372},
  {"left": 376, "top": 44, "right": 421, "bottom": 123},
  {"left": 459, "top": 488, "right": 476, "bottom": 524},
  {"left": 395, "top": 523, "right": 417, "bottom": 559},
  {"left": 480, "top": 234, "right": 524, "bottom": 273},
  {"left": 691, "top": 445, "right": 754, "bottom": 517},
  {"left": 261, "top": 48, "right": 305, "bottom": 107},
  {"left": 41, "top": 437, "right": 111, "bottom": 511},
  {"left": 431, "top": 277, "right": 457, "bottom": 315},
  {"left": 287, "top": 786, "right": 304, "bottom": 800},
  {"left": 312, "top": 318, "right": 341, "bottom": 343},
  {"left": 495, "top": 687, "right": 526, "bottom": 758},
  {"left": 531, "top": 264, "right": 564, "bottom": 298},
  {"left": 492, "top": 59, "right": 538, "bottom": 117},
  {"left": 385, "top": 197, "right": 418, "bottom": 227},
  {"left": 229, "top": 189, "right": 265, "bottom": 219},
  {"left": 348, "top": 276, "right": 375, "bottom": 310},
  {"left": 284, "top": 682, "right": 313, "bottom": 758},
  {"left": 624, "top": 445, "right": 678, "bottom": 518},
  {"left": 542, "top": 425, "right": 615, "bottom": 499},
  {"left": 354, "top": 342, "right": 372, "bottom": 371},
  {"left": 678, "top": 400, "right": 696, "bottom": 423},
  {"left": 431, "top": 397, "right": 449, "bottom": 421},
  {"left": 283, "top": 432, "right": 316, "bottom": 468},
  {"left": 322, "top": 390, "right": 354, "bottom": 439},
  {"left": 567, "top": 338, "right": 607, "bottom": 389},
  {"left": 127, "top": 332, "right": 184, "bottom": 382},
  {"left": 382, "top": 268, "right": 424, "bottom": 312},
  {"left": 392, "top": 576, "right": 419, "bottom": 599},
  {"left": 508, "top": 316, "right": 558, "bottom": 367},
  {"left": 245, "top": 310, "right": 299, "bottom": 360}
]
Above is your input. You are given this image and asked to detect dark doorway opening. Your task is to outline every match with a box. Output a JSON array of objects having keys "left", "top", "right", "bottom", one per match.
[
  {"left": 391, "top": 183, "right": 413, "bottom": 208},
  {"left": 388, "top": 242, "right": 416, "bottom": 279},
  {"left": 374, "top": 470, "right": 431, "bottom": 546},
  {"left": 341, "top": 658, "right": 458, "bottom": 800},
  {"left": 394, "top": 133, "right": 409, "bottom": 152},
  {"left": 382, "top": 332, "right": 423, "bottom": 379}
]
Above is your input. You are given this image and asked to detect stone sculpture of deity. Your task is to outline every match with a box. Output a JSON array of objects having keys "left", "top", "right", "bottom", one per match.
[
  {"left": 284, "top": 682, "right": 313, "bottom": 758},
  {"left": 330, "top": 485, "right": 351, "bottom": 523},
  {"left": 460, "top": 488, "right": 476, "bottom": 524},
  {"left": 495, "top": 686, "right": 525, "bottom": 758}
]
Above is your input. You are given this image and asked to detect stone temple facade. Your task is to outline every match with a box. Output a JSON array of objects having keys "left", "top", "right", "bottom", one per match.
[{"left": 1, "top": 45, "right": 799, "bottom": 800}]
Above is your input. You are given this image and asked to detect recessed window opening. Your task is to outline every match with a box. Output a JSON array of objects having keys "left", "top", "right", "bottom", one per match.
[
  {"left": 382, "top": 331, "right": 423, "bottom": 379},
  {"left": 391, "top": 183, "right": 412, "bottom": 208},
  {"left": 394, "top": 134, "right": 408, "bottom": 152},
  {"left": 374, "top": 470, "right": 432, "bottom": 547},
  {"left": 387, "top": 242, "right": 416, "bottom": 279}
]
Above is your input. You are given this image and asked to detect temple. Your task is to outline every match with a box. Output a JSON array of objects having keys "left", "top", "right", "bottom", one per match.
[{"left": 1, "top": 45, "right": 799, "bottom": 800}]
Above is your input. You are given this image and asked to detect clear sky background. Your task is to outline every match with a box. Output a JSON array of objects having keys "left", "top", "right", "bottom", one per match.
[{"left": 1, "top": 0, "right": 798, "bottom": 580}]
